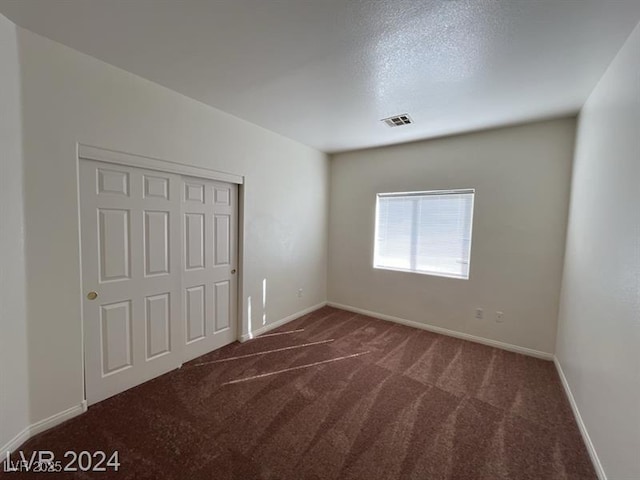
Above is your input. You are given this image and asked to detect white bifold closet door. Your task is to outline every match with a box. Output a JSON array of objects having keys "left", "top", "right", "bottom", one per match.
[{"left": 80, "top": 160, "right": 237, "bottom": 405}]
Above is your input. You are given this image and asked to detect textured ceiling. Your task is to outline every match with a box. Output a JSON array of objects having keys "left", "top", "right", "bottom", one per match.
[{"left": 1, "top": 0, "right": 639, "bottom": 153}]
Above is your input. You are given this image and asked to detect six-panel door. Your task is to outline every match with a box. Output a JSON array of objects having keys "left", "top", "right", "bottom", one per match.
[
  {"left": 182, "top": 176, "right": 238, "bottom": 362},
  {"left": 80, "top": 160, "right": 238, "bottom": 405}
]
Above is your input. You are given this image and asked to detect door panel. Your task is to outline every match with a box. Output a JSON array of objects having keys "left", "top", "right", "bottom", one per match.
[
  {"left": 145, "top": 293, "right": 171, "bottom": 359},
  {"left": 214, "top": 281, "right": 231, "bottom": 332},
  {"left": 81, "top": 160, "right": 183, "bottom": 405},
  {"left": 182, "top": 177, "right": 238, "bottom": 361},
  {"left": 144, "top": 211, "right": 169, "bottom": 276},
  {"left": 214, "top": 214, "right": 231, "bottom": 265},
  {"left": 185, "top": 213, "right": 205, "bottom": 270},
  {"left": 98, "top": 209, "right": 131, "bottom": 282},
  {"left": 185, "top": 285, "right": 206, "bottom": 343},
  {"left": 143, "top": 175, "right": 169, "bottom": 200},
  {"left": 97, "top": 168, "right": 129, "bottom": 196},
  {"left": 185, "top": 182, "right": 205, "bottom": 203},
  {"left": 81, "top": 159, "right": 239, "bottom": 404},
  {"left": 100, "top": 300, "right": 133, "bottom": 374}
]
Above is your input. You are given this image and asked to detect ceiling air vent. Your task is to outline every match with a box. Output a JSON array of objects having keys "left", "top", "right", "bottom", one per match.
[{"left": 381, "top": 114, "right": 413, "bottom": 127}]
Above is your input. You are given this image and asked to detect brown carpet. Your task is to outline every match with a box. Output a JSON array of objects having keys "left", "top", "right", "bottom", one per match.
[{"left": 3, "top": 306, "right": 595, "bottom": 479}]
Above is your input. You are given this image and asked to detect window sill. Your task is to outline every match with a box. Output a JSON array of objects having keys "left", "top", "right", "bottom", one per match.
[{"left": 373, "top": 265, "right": 469, "bottom": 280}]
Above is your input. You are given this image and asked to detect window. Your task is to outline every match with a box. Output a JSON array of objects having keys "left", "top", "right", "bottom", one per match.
[{"left": 373, "top": 189, "right": 475, "bottom": 279}]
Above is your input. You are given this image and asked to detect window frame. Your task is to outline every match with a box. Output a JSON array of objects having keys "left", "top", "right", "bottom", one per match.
[{"left": 373, "top": 188, "right": 475, "bottom": 280}]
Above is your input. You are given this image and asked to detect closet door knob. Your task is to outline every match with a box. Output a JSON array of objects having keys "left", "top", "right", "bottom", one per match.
[{"left": 87, "top": 291, "right": 98, "bottom": 300}]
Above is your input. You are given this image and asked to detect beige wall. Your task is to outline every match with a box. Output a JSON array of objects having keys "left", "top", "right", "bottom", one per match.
[
  {"left": 329, "top": 118, "right": 576, "bottom": 355},
  {"left": 0, "top": 14, "right": 29, "bottom": 452},
  {"left": 556, "top": 22, "right": 640, "bottom": 480},
  {"left": 17, "top": 28, "right": 328, "bottom": 426}
]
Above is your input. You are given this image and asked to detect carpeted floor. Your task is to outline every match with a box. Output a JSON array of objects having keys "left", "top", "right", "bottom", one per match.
[{"left": 3, "top": 306, "right": 595, "bottom": 479}]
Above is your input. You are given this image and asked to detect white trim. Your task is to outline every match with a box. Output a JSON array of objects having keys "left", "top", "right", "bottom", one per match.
[
  {"left": 327, "top": 302, "right": 554, "bottom": 360},
  {"left": 29, "top": 401, "right": 88, "bottom": 438},
  {"left": 373, "top": 189, "right": 475, "bottom": 281},
  {"left": 377, "top": 188, "right": 476, "bottom": 197},
  {"left": 240, "top": 302, "right": 327, "bottom": 342},
  {"left": 74, "top": 143, "right": 87, "bottom": 413},
  {"left": 237, "top": 181, "right": 247, "bottom": 342},
  {"left": 1, "top": 427, "right": 30, "bottom": 458},
  {"left": 554, "top": 357, "right": 607, "bottom": 480},
  {"left": 1, "top": 401, "right": 87, "bottom": 455},
  {"left": 78, "top": 144, "right": 243, "bottom": 184}
]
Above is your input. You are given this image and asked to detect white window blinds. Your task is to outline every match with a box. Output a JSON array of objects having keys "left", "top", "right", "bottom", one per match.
[{"left": 374, "top": 189, "right": 475, "bottom": 279}]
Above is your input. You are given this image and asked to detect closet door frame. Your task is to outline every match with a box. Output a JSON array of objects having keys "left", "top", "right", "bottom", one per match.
[{"left": 76, "top": 144, "right": 244, "bottom": 404}]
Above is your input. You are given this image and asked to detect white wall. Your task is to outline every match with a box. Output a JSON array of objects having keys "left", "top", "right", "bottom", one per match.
[
  {"left": 555, "top": 22, "right": 640, "bottom": 480},
  {"left": 0, "top": 14, "right": 29, "bottom": 451},
  {"left": 329, "top": 118, "right": 576, "bottom": 355},
  {"left": 16, "top": 28, "right": 328, "bottom": 426}
]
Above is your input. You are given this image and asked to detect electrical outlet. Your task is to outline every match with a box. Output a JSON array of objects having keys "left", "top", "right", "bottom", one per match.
[
  {"left": 475, "top": 308, "right": 483, "bottom": 319},
  {"left": 297, "top": 288, "right": 303, "bottom": 298},
  {"left": 496, "top": 311, "right": 504, "bottom": 323}
]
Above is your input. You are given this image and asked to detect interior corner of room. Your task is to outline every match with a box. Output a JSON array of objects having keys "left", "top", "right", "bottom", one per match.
[{"left": 0, "top": 2, "right": 638, "bottom": 479}]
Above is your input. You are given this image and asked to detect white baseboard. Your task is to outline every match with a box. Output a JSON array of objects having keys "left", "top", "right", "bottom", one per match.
[
  {"left": 1, "top": 401, "right": 87, "bottom": 455},
  {"left": 29, "top": 401, "right": 87, "bottom": 439},
  {"left": 240, "top": 302, "right": 327, "bottom": 342},
  {"left": 1, "top": 426, "right": 30, "bottom": 458},
  {"left": 327, "top": 302, "right": 554, "bottom": 360},
  {"left": 554, "top": 357, "right": 606, "bottom": 480}
]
